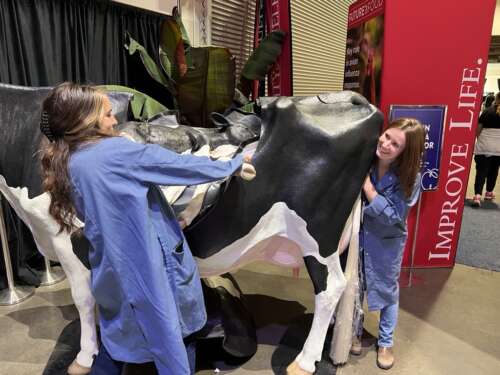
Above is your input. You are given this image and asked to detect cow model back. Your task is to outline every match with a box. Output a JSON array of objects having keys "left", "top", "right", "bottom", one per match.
[{"left": 185, "top": 91, "right": 383, "bottom": 374}]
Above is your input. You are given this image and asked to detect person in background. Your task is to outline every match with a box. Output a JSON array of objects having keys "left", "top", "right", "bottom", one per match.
[
  {"left": 351, "top": 118, "right": 425, "bottom": 370},
  {"left": 39, "top": 82, "right": 254, "bottom": 375},
  {"left": 481, "top": 93, "right": 495, "bottom": 112},
  {"left": 472, "top": 92, "right": 500, "bottom": 207}
]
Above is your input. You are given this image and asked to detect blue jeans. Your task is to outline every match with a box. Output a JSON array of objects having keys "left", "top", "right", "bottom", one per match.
[
  {"left": 90, "top": 338, "right": 197, "bottom": 375},
  {"left": 354, "top": 247, "right": 399, "bottom": 347},
  {"left": 378, "top": 302, "right": 398, "bottom": 347}
]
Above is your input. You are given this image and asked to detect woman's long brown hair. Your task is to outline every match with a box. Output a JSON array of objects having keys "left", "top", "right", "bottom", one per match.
[
  {"left": 389, "top": 118, "right": 425, "bottom": 198},
  {"left": 40, "top": 82, "right": 113, "bottom": 233}
]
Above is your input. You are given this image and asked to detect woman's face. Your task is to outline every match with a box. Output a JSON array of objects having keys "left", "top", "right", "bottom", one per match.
[
  {"left": 98, "top": 96, "right": 117, "bottom": 135},
  {"left": 376, "top": 127, "right": 406, "bottom": 162}
]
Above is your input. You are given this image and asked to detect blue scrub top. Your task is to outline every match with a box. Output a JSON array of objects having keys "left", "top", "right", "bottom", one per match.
[
  {"left": 69, "top": 137, "right": 243, "bottom": 374},
  {"left": 361, "top": 169, "right": 420, "bottom": 311}
]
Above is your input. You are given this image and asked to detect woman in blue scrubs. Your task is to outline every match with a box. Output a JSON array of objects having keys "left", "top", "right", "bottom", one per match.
[
  {"left": 39, "top": 82, "right": 253, "bottom": 375},
  {"left": 352, "top": 118, "right": 425, "bottom": 370}
]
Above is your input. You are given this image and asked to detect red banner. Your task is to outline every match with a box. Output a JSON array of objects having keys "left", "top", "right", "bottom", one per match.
[
  {"left": 371, "top": 0, "right": 496, "bottom": 267},
  {"left": 265, "top": 0, "right": 292, "bottom": 96}
]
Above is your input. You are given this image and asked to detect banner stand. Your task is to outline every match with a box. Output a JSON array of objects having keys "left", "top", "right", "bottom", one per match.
[
  {"left": 407, "top": 194, "right": 423, "bottom": 288},
  {"left": 39, "top": 258, "right": 66, "bottom": 286},
  {"left": 0, "top": 196, "right": 34, "bottom": 306}
]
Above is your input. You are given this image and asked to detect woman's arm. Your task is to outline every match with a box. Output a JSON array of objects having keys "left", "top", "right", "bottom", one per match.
[
  {"left": 125, "top": 141, "right": 247, "bottom": 186},
  {"left": 363, "top": 175, "right": 420, "bottom": 227},
  {"left": 476, "top": 122, "right": 483, "bottom": 137}
]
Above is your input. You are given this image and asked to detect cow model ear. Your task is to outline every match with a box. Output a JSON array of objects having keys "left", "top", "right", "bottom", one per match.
[
  {"left": 211, "top": 112, "right": 229, "bottom": 131},
  {"left": 256, "top": 97, "right": 278, "bottom": 109}
]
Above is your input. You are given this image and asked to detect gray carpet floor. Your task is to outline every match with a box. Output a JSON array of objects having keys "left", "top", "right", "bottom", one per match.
[{"left": 456, "top": 199, "right": 500, "bottom": 271}]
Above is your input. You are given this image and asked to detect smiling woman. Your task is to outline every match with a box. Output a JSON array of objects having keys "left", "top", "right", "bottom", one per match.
[
  {"left": 99, "top": 98, "right": 119, "bottom": 135},
  {"left": 376, "top": 127, "right": 406, "bottom": 162},
  {"left": 355, "top": 117, "right": 425, "bottom": 370}
]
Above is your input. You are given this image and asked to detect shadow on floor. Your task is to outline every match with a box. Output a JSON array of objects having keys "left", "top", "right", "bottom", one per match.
[
  {"left": 43, "top": 296, "right": 341, "bottom": 374},
  {"left": 42, "top": 319, "right": 83, "bottom": 375},
  {"left": 399, "top": 268, "right": 452, "bottom": 323},
  {"left": 6, "top": 304, "right": 79, "bottom": 342},
  {"left": 399, "top": 265, "right": 500, "bottom": 360}
]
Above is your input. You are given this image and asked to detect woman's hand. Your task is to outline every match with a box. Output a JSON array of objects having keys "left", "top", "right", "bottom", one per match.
[
  {"left": 363, "top": 174, "right": 377, "bottom": 202},
  {"left": 240, "top": 162, "right": 256, "bottom": 181},
  {"left": 119, "top": 132, "right": 136, "bottom": 142},
  {"left": 237, "top": 155, "right": 256, "bottom": 181},
  {"left": 178, "top": 217, "right": 187, "bottom": 229},
  {"left": 230, "top": 154, "right": 256, "bottom": 180}
]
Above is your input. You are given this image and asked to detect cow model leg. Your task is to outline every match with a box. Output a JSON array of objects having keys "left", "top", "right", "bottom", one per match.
[
  {"left": 54, "top": 238, "right": 97, "bottom": 372},
  {"left": 0, "top": 178, "right": 98, "bottom": 372},
  {"left": 287, "top": 253, "right": 347, "bottom": 375}
]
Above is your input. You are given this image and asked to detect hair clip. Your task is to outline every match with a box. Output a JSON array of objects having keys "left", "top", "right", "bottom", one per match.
[{"left": 39, "top": 110, "right": 55, "bottom": 142}]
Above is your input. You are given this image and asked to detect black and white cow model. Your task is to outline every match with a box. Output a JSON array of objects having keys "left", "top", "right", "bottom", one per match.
[
  {"left": 0, "top": 84, "right": 382, "bottom": 374},
  {"left": 183, "top": 92, "right": 382, "bottom": 374}
]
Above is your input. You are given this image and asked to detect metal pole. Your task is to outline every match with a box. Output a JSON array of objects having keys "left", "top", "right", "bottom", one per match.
[
  {"left": 408, "top": 193, "right": 423, "bottom": 288},
  {"left": 0, "top": 196, "right": 34, "bottom": 305},
  {"left": 39, "top": 257, "right": 66, "bottom": 286}
]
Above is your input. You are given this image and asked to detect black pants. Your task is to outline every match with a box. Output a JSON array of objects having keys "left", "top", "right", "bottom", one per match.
[
  {"left": 89, "top": 338, "right": 197, "bottom": 375},
  {"left": 474, "top": 155, "right": 500, "bottom": 195}
]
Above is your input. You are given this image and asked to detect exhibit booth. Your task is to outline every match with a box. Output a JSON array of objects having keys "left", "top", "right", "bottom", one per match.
[
  {"left": 250, "top": 0, "right": 496, "bottom": 269},
  {"left": 344, "top": 0, "right": 496, "bottom": 269}
]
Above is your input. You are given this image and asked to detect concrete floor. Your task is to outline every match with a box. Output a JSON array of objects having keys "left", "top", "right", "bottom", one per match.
[
  {"left": 0, "top": 276, "right": 79, "bottom": 375},
  {"left": 1, "top": 262, "right": 499, "bottom": 375}
]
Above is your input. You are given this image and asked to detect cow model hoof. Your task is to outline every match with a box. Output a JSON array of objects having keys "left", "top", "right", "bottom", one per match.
[
  {"left": 286, "top": 360, "right": 313, "bottom": 375},
  {"left": 67, "top": 360, "right": 91, "bottom": 375}
]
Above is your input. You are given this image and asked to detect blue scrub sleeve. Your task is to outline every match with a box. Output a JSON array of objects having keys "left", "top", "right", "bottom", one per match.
[
  {"left": 364, "top": 176, "right": 420, "bottom": 226},
  {"left": 129, "top": 143, "right": 243, "bottom": 186}
]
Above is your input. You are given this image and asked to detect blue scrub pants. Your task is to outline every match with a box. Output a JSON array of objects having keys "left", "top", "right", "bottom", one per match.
[{"left": 89, "top": 338, "right": 196, "bottom": 375}]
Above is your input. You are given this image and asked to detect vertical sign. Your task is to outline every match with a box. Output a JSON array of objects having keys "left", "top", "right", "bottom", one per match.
[
  {"left": 379, "top": 0, "right": 495, "bottom": 267},
  {"left": 389, "top": 105, "right": 446, "bottom": 191},
  {"left": 343, "top": 0, "right": 384, "bottom": 106},
  {"left": 265, "top": 0, "right": 292, "bottom": 96}
]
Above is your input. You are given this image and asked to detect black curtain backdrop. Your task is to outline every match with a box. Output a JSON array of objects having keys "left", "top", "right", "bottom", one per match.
[
  {"left": 0, "top": 0, "right": 170, "bottom": 289},
  {"left": 0, "top": 0, "right": 169, "bottom": 88}
]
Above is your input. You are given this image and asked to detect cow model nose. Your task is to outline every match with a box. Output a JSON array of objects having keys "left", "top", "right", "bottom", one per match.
[{"left": 349, "top": 92, "right": 368, "bottom": 106}]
